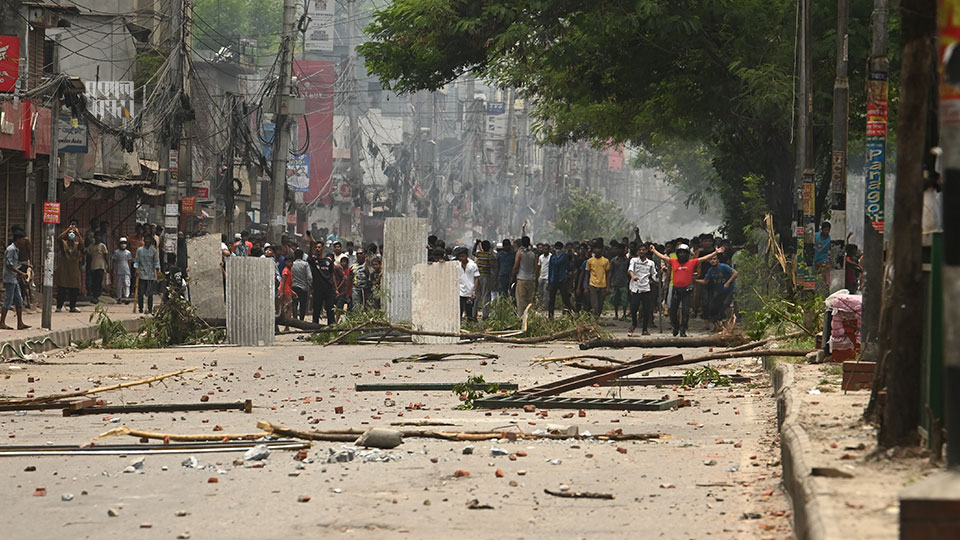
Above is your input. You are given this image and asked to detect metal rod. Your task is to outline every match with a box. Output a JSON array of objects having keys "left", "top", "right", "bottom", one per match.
[
  {"left": 354, "top": 383, "right": 519, "bottom": 392},
  {"left": 0, "top": 440, "right": 308, "bottom": 457},
  {"left": 62, "top": 399, "right": 253, "bottom": 416},
  {"left": 521, "top": 354, "right": 684, "bottom": 398}
]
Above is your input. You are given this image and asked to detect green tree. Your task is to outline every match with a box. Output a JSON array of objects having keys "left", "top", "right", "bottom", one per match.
[
  {"left": 193, "top": 0, "right": 282, "bottom": 57},
  {"left": 359, "top": 0, "right": 897, "bottom": 243},
  {"left": 554, "top": 189, "right": 631, "bottom": 241}
]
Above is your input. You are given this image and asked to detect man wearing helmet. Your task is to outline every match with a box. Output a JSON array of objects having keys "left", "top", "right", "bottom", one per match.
[{"left": 649, "top": 242, "right": 724, "bottom": 337}]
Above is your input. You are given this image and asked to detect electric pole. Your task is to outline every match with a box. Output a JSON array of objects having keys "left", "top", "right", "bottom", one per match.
[
  {"left": 268, "top": 0, "right": 298, "bottom": 240},
  {"left": 346, "top": 0, "right": 362, "bottom": 237},
  {"left": 41, "top": 39, "right": 62, "bottom": 330},
  {"left": 181, "top": 0, "right": 195, "bottom": 234},
  {"left": 860, "top": 0, "right": 888, "bottom": 369},
  {"left": 830, "top": 0, "right": 850, "bottom": 293},
  {"left": 794, "top": 0, "right": 815, "bottom": 289},
  {"left": 223, "top": 93, "right": 239, "bottom": 238},
  {"left": 161, "top": 0, "right": 185, "bottom": 257}
]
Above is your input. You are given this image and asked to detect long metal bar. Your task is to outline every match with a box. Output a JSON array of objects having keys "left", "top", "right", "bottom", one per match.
[
  {"left": 0, "top": 440, "right": 308, "bottom": 457},
  {"left": 474, "top": 396, "right": 680, "bottom": 411},
  {"left": 520, "top": 354, "right": 685, "bottom": 398},
  {"left": 355, "top": 382, "right": 519, "bottom": 392},
  {"left": 598, "top": 374, "right": 752, "bottom": 387},
  {"left": 62, "top": 400, "right": 253, "bottom": 416}
]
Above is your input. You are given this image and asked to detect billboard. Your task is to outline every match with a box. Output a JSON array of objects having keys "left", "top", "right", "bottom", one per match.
[
  {"left": 294, "top": 60, "right": 336, "bottom": 203},
  {"left": 304, "top": 0, "right": 335, "bottom": 52},
  {"left": 0, "top": 36, "right": 20, "bottom": 93},
  {"left": 287, "top": 153, "right": 310, "bottom": 193}
]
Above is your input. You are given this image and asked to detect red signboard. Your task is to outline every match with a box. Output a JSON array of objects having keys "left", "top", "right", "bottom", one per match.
[
  {"left": 294, "top": 60, "right": 336, "bottom": 204},
  {"left": 181, "top": 196, "right": 195, "bottom": 215},
  {"left": 42, "top": 202, "right": 60, "bottom": 224},
  {"left": 196, "top": 187, "right": 210, "bottom": 199},
  {"left": 339, "top": 182, "right": 352, "bottom": 199},
  {"left": 0, "top": 36, "right": 20, "bottom": 93}
]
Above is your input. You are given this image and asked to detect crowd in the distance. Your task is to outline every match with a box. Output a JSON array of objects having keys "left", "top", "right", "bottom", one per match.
[{"left": 431, "top": 229, "right": 739, "bottom": 337}]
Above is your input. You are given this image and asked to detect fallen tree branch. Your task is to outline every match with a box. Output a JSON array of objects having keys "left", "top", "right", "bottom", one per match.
[
  {"left": 544, "top": 488, "right": 615, "bottom": 500},
  {"left": 531, "top": 354, "right": 624, "bottom": 365},
  {"left": 724, "top": 330, "right": 806, "bottom": 353},
  {"left": 0, "top": 367, "right": 198, "bottom": 406},
  {"left": 323, "top": 320, "right": 375, "bottom": 347},
  {"left": 566, "top": 349, "right": 814, "bottom": 371},
  {"left": 391, "top": 352, "right": 499, "bottom": 363},
  {"left": 579, "top": 334, "right": 750, "bottom": 350},
  {"left": 322, "top": 322, "right": 595, "bottom": 345},
  {"left": 257, "top": 421, "right": 662, "bottom": 442},
  {"left": 96, "top": 426, "right": 266, "bottom": 442}
]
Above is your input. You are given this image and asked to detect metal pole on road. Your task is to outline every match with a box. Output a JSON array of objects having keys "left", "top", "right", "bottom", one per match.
[{"left": 42, "top": 84, "right": 61, "bottom": 330}]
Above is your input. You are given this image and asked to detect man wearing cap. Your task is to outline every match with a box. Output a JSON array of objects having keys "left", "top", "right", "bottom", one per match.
[
  {"left": 111, "top": 237, "right": 133, "bottom": 303},
  {"left": 650, "top": 242, "right": 724, "bottom": 337},
  {"left": 2, "top": 231, "right": 31, "bottom": 329}
]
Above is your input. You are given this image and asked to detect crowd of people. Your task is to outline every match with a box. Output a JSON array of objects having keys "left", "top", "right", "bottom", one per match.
[
  {"left": 221, "top": 230, "right": 383, "bottom": 328},
  {"left": 435, "top": 229, "right": 739, "bottom": 337},
  {"left": 2, "top": 219, "right": 184, "bottom": 329}
]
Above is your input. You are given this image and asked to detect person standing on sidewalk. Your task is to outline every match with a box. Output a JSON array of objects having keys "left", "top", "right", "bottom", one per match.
[
  {"left": 55, "top": 225, "right": 84, "bottom": 313},
  {"left": 309, "top": 245, "right": 336, "bottom": 326},
  {"left": 111, "top": 238, "right": 132, "bottom": 304},
  {"left": 496, "top": 239, "right": 514, "bottom": 301},
  {"left": 512, "top": 236, "right": 537, "bottom": 316},
  {"left": 134, "top": 235, "right": 161, "bottom": 314},
  {"left": 1, "top": 230, "right": 31, "bottom": 329},
  {"left": 85, "top": 236, "right": 108, "bottom": 304}
]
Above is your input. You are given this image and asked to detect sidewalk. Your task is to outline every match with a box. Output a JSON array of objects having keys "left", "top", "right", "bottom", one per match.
[
  {"left": 773, "top": 360, "right": 940, "bottom": 539},
  {"left": 0, "top": 297, "right": 144, "bottom": 361}
]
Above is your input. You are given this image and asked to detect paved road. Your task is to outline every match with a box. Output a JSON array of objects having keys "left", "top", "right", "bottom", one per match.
[{"left": 0, "top": 336, "right": 793, "bottom": 539}]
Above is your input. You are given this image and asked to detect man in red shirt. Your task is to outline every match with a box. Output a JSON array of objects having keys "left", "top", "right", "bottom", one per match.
[{"left": 650, "top": 243, "right": 724, "bottom": 337}]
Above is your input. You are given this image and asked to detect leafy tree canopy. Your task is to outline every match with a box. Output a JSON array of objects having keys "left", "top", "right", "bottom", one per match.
[
  {"left": 359, "top": 0, "right": 897, "bottom": 242},
  {"left": 554, "top": 189, "right": 631, "bottom": 241},
  {"left": 193, "top": 0, "right": 282, "bottom": 55}
]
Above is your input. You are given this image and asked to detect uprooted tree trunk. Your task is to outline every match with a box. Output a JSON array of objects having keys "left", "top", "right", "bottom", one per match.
[{"left": 579, "top": 334, "right": 750, "bottom": 350}]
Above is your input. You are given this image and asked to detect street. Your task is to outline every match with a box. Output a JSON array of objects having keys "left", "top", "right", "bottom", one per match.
[{"left": 1, "top": 334, "right": 791, "bottom": 539}]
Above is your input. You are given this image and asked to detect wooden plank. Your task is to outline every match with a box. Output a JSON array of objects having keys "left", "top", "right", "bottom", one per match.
[
  {"left": 354, "top": 382, "right": 519, "bottom": 392},
  {"left": 0, "top": 398, "right": 97, "bottom": 413}
]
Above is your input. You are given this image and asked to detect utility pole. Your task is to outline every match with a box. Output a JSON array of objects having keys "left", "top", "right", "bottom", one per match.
[
  {"left": 41, "top": 39, "right": 62, "bottom": 330},
  {"left": 503, "top": 87, "right": 516, "bottom": 229},
  {"left": 161, "top": 0, "right": 185, "bottom": 257},
  {"left": 223, "top": 93, "right": 238, "bottom": 238},
  {"left": 268, "top": 0, "right": 298, "bottom": 240},
  {"left": 830, "top": 0, "right": 850, "bottom": 293},
  {"left": 939, "top": 0, "right": 960, "bottom": 468},
  {"left": 346, "top": 0, "right": 362, "bottom": 236},
  {"left": 181, "top": 0, "right": 194, "bottom": 234},
  {"left": 860, "top": 0, "right": 888, "bottom": 370},
  {"left": 794, "top": 0, "right": 815, "bottom": 290}
]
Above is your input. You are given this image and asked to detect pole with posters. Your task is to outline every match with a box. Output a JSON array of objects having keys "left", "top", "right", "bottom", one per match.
[
  {"left": 830, "top": 0, "right": 850, "bottom": 293},
  {"left": 860, "top": 0, "right": 887, "bottom": 368},
  {"left": 41, "top": 41, "right": 62, "bottom": 330}
]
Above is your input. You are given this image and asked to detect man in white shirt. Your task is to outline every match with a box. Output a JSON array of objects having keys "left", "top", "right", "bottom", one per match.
[
  {"left": 628, "top": 244, "right": 659, "bottom": 335},
  {"left": 537, "top": 243, "right": 551, "bottom": 309},
  {"left": 457, "top": 248, "right": 480, "bottom": 322}
]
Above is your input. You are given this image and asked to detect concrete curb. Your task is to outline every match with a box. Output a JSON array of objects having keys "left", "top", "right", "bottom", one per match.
[
  {"left": 772, "top": 362, "right": 828, "bottom": 540},
  {"left": 0, "top": 318, "right": 144, "bottom": 361}
]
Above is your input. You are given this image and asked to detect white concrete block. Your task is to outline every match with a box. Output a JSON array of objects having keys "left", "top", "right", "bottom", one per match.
[
  {"left": 411, "top": 262, "right": 460, "bottom": 344},
  {"left": 382, "top": 217, "right": 429, "bottom": 324},
  {"left": 225, "top": 257, "right": 275, "bottom": 346},
  {"left": 186, "top": 234, "right": 226, "bottom": 320}
]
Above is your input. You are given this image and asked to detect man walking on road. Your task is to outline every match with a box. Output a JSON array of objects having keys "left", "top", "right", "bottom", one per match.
[
  {"left": 457, "top": 248, "right": 480, "bottom": 322},
  {"left": 309, "top": 244, "right": 336, "bottom": 326},
  {"left": 585, "top": 243, "right": 611, "bottom": 318},
  {"left": 291, "top": 249, "right": 311, "bottom": 320},
  {"left": 134, "top": 235, "right": 161, "bottom": 314},
  {"left": 473, "top": 240, "right": 496, "bottom": 319},
  {"left": 1, "top": 230, "right": 31, "bottom": 330}
]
